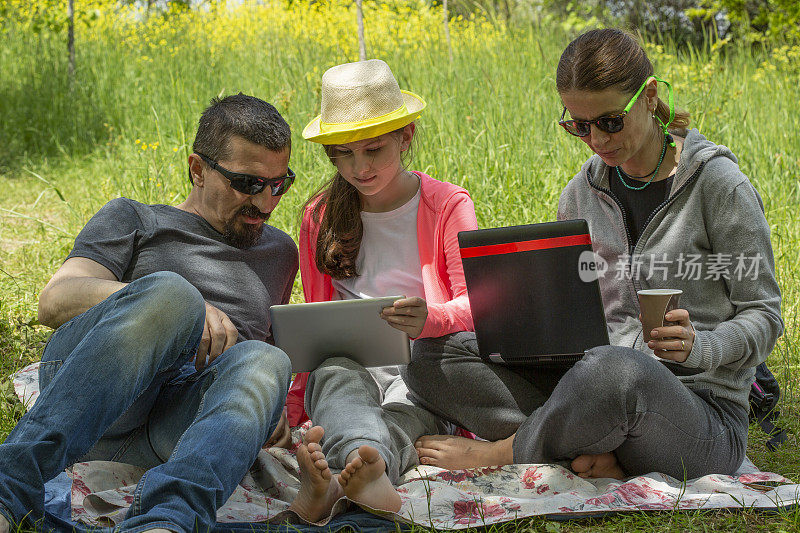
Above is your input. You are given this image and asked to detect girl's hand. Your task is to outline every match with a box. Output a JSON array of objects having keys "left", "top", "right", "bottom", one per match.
[
  {"left": 381, "top": 297, "right": 428, "bottom": 338},
  {"left": 647, "top": 309, "right": 695, "bottom": 363}
]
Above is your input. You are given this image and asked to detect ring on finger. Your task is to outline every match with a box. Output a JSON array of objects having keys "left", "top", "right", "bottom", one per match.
[{"left": 681, "top": 340, "right": 686, "bottom": 351}]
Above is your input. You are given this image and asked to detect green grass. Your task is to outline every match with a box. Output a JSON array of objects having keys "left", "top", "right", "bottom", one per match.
[{"left": 1, "top": 2, "right": 800, "bottom": 531}]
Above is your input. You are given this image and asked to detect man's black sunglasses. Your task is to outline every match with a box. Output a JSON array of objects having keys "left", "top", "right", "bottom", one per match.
[{"left": 197, "top": 153, "right": 295, "bottom": 196}]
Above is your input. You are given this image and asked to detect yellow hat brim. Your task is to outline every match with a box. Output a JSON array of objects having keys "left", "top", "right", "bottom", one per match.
[{"left": 303, "top": 91, "right": 426, "bottom": 144}]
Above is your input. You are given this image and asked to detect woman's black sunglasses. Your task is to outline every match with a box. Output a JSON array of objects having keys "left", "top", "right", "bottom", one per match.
[
  {"left": 197, "top": 153, "right": 295, "bottom": 196},
  {"left": 558, "top": 107, "right": 629, "bottom": 137},
  {"left": 558, "top": 77, "right": 660, "bottom": 137}
]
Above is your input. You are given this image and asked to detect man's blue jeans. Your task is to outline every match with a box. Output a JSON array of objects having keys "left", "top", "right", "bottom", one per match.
[{"left": 0, "top": 271, "right": 291, "bottom": 532}]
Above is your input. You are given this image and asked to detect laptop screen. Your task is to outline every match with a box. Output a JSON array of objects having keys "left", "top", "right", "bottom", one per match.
[{"left": 459, "top": 219, "right": 609, "bottom": 362}]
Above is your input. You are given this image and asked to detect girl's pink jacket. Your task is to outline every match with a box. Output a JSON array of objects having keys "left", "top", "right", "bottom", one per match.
[{"left": 286, "top": 171, "right": 479, "bottom": 426}]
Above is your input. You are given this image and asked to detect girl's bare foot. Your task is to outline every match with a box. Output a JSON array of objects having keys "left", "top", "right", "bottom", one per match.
[
  {"left": 571, "top": 452, "right": 625, "bottom": 480},
  {"left": 288, "top": 426, "right": 343, "bottom": 522},
  {"left": 338, "top": 445, "right": 401, "bottom": 513},
  {"left": 415, "top": 434, "right": 514, "bottom": 470}
]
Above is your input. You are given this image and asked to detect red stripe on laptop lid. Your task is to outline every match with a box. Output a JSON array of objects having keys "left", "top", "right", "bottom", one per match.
[{"left": 460, "top": 233, "right": 592, "bottom": 259}]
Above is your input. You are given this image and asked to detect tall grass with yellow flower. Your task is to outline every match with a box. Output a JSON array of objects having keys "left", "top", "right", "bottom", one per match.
[{"left": 1, "top": 1, "right": 800, "bottom": 530}]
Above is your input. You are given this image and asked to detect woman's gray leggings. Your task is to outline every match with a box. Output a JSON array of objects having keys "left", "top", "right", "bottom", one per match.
[{"left": 402, "top": 332, "right": 749, "bottom": 480}]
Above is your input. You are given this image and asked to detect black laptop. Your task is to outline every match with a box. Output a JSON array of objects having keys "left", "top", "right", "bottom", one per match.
[{"left": 458, "top": 219, "right": 609, "bottom": 366}]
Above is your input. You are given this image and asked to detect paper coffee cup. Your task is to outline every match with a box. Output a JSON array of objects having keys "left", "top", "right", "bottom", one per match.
[{"left": 637, "top": 289, "right": 682, "bottom": 342}]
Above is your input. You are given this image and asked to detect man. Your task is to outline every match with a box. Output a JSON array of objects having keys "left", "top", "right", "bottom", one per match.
[{"left": 0, "top": 94, "right": 299, "bottom": 533}]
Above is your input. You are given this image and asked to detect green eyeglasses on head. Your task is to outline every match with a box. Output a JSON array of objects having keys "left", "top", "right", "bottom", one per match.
[{"left": 559, "top": 75, "right": 674, "bottom": 138}]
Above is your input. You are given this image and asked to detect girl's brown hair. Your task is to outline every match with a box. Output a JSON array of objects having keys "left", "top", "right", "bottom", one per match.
[
  {"left": 556, "top": 29, "right": 690, "bottom": 130},
  {"left": 303, "top": 127, "right": 413, "bottom": 280}
]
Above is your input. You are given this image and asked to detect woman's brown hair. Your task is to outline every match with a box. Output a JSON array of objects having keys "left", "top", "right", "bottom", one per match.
[
  {"left": 303, "top": 127, "right": 413, "bottom": 280},
  {"left": 556, "top": 29, "right": 690, "bottom": 130}
]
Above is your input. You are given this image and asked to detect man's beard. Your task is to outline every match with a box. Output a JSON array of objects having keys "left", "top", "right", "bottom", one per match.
[{"left": 223, "top": 205, "right": 270, "bottom": 249}]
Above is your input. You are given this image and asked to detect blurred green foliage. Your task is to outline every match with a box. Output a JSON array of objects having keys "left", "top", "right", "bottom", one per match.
[{"left": 689, "top": 0, "right": 800, "bottom": 42}]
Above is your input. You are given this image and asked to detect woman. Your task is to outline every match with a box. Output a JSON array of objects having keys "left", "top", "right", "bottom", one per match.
[{"left": 405, "top": 28, "right": 783, "bottom": 480}]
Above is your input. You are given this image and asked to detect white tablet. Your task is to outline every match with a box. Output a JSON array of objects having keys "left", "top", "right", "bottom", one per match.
[{"left": 269, "top": 296, "right": 410, "bottom": 372}]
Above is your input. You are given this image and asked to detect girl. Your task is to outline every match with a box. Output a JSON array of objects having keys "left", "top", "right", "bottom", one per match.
[
  {"left": 406, "top": 29, "right": 783, "bottom": 481},
  {"left": 285, "top": 59, "right": 478, "bottom": 521}
]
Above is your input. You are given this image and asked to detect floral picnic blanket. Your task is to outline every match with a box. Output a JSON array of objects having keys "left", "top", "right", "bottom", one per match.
[{"left": 11, "top": 362, "right": 800, "bottom": 529}]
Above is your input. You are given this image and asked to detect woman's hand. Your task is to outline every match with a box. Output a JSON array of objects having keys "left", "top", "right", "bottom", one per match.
[
  {"left": 381, "top": 297, "right": 428, "bottom": 338},
  {"left": 647, "top": 308, "right": 695, "bottom": 363}
]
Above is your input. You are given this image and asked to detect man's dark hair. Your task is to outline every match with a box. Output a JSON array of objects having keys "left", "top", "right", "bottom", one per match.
[{"left": 190, "top": 93, "right": 291, "bottom": 183}]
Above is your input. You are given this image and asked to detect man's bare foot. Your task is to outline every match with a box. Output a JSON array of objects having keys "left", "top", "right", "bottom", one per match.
[
  {"left": 0, "top": 515, "right": 9, "bottom": 533},
  {"left": 571, "top": 452, "right": 625, "bottom": 480},
  {"left": 288, "top": 426, "right": 343, "bottom": 522},
  {"left": 415, "top": 434, "right": 514, "bottom": 470},
  {"left": 264, "top": 408, "right": 291, "bottom": 449},
  {"left": 338, "top": 445, "right": 401, "bottom": 513}
]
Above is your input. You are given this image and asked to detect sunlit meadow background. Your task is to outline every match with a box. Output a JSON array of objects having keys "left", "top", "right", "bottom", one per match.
[{"left": 1, "top": 1, "right": 800, "bottom": 530}]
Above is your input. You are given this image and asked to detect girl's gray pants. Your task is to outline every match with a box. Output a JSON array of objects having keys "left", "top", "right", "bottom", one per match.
[
  {"left": 306, "top": 358, "right": 451, "bottom": 484},
  {"left": 402, "top": 332, "right": 749, "bottom": 480}
]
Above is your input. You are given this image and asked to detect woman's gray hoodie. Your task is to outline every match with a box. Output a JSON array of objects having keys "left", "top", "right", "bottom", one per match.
[{"left": 558, "top": 128, "right": 784, "bottom": 409}]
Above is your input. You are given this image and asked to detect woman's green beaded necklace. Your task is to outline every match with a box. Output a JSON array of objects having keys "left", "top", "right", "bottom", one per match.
[{"left": 616, "top": 131, "right": 672, "bottom": 191}]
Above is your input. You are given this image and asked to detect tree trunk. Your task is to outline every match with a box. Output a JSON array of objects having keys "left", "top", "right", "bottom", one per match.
[
  {"left": 355, "top": 0, "right": 366, "bottom": 61},
  {"left": 501, "top": 0, "right": 511, "bottom": 21},
  {"left": 629, "top": 0, "right": 644, "bottom": 31},
  {"left": 443, "top": 0, "right": 453, "bottom": 61},
  {"left": 67, "top": 0, "right": 75, "bottom": 87}
]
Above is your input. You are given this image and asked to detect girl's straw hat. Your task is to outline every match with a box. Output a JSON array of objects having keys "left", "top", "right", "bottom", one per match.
[{"left": 303, "top": 59, "right": 426, "bottom": 145}]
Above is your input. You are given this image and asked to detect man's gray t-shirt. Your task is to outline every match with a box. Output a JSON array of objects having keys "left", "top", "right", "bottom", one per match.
[{"left": 67, "top": 197, "right": 298, "bottom": 343}]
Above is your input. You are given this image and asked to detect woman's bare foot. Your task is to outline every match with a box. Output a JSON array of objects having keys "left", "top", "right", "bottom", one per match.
[
  {"left": 415, "top": 434, "right": 514, "bottom": 470},
  {"left": 0, "top": 515, "right": 9, "bottom": 533},
  {"left": 338, "top": 445, "right": 401, "bottom": 513},
  {"left": 571, "top": 452, "right": 625, "bottom": 480},
  {"left": 288, "top": 426, "right": 343, "bottom": 522}
]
